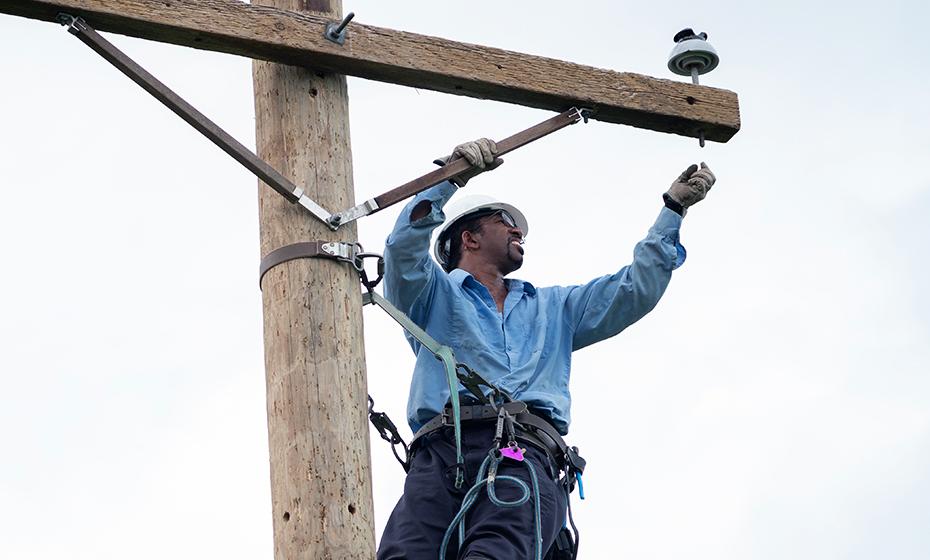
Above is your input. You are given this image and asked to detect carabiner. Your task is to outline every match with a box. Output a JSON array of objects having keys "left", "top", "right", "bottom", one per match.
[{"left": 354, "top": 251, "right": 385, "bottom": 291}]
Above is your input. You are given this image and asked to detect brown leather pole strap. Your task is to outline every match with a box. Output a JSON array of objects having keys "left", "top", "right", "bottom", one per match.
[{"left": 259, "top": 241, "right": 355, "bottom": 289}]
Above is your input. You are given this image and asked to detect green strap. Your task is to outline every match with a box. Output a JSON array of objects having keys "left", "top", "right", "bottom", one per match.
[{"left": 362, "top": 291, "right": 466, "bottom": 488}]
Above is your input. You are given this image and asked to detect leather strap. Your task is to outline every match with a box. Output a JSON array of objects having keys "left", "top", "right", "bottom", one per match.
[
  {"left": 513, "top": 412, "right": 569, "bottom": 464},
  {"left": 259, "top": 241, "right": 357, "bottom": 288}
]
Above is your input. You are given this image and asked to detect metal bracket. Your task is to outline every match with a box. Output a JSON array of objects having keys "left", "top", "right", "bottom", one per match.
[
  {"left": 571, "top": 107, "right": 594, "bottom": 124},
  {"left": 329, "top": 198, "right": 379, "bottom": 228},
  {"left": 56, "top": 12, "right": 79, "bottom": 29},
  {"left": 320, "top": 241, "right": 356, "bottom": 259}
]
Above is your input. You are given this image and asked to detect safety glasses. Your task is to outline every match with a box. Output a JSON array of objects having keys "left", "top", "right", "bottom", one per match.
[{"left": 494, "top": 210, "right": 517, "bottom": 229}]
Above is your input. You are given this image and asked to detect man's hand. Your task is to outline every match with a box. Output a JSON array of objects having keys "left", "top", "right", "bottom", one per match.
[
  {"left": 434, "top": 138, "right": 504, "bottom": 187},
  {"left": 664, "top": 162, "right": 716, "bottom": 216}
]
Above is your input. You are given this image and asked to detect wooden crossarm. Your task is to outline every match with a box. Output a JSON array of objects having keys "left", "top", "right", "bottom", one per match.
[{"left": 2, "top": 0, "right": 741, "bottom": 142}]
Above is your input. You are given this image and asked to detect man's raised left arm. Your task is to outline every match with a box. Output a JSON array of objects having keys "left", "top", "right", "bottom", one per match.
[{"left": 565, "top": 163, "right": 716, "bottom": 350}]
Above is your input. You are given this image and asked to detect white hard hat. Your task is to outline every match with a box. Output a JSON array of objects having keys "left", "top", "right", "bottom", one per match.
[{"left": 432, "top": 193, "right": 529, "bottom": 270}]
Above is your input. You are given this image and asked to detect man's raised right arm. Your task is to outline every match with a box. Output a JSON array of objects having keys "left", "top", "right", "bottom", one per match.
[
  {"left": 383, "top": 181, "right": 458, "bottom": 321},
  {"left": 383, "top": 138, "right": 503, "bottom": 319}
]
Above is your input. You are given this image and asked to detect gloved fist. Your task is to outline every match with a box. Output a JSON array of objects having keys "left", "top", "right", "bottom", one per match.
[
  {"left": 664, "top": 162, "right": 716, "bottom": 215},
  {"left": 434, "top": 138, "right": 504, "bottom": 187}
]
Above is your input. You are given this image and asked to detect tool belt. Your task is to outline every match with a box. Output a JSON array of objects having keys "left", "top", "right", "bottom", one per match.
[{"left": 410, "top": 401, "right": 585, "bottom": 478}]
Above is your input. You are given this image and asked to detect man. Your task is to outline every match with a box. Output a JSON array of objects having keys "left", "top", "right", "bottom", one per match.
[{"left": 377, "top": 138, "right": 715, "bottom": 559}]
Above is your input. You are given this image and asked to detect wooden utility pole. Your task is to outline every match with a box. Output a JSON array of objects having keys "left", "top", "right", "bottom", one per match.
[
  {"left": 1, "top": 2, "right": 741, "bottom": 558},
  {"left": 252, "top": 0, "right": 375, "bottom": 557}
]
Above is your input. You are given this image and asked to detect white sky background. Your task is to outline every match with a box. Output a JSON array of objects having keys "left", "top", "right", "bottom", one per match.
[{"left": 1, "top": 0, "right": 929, "bottom": 558}]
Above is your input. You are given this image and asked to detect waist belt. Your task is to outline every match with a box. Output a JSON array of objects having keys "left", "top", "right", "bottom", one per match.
[{"left": 411, "top": 401, "right": 576, "bottom": 473}]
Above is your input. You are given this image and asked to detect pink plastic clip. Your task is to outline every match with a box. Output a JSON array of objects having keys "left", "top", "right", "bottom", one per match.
[{"left": 500, "top": 445, "right": 525, "bottom": 462}]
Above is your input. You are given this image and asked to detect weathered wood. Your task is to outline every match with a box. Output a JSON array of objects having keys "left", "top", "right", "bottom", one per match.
[
  {"left": 2, "top": 0, "right": 740, "bottom": 141},
  {"left": 253, "top": 0, "right": 375, "bottom": 556}
]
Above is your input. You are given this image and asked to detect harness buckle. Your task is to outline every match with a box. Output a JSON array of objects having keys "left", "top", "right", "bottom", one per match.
[{"left": 566, "top": 445, "right": 587, "bottom": 476}]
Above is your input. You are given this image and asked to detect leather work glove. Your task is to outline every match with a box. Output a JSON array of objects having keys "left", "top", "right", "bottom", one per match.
[
  {"left": 434, "top": 138, "right": 504, "bottom": 187},
  {"left": 663, "top": 162, "right": 716, "bottom": 216}
]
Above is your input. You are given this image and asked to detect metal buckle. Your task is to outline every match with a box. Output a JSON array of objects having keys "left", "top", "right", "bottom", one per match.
[{"left": 320, "top": 241, "right": 357, "bottom": 260}]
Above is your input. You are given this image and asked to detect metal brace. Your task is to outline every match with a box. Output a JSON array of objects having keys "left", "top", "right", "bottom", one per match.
[
  {"left": 59, "top": 16, "right": 592, "bottom": 233},
  {"left": 57, "top": 13, "right": 337, "bottom": 228}
]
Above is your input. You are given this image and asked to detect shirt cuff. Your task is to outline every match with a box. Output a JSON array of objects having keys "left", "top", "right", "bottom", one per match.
[{"left": 653, "top": 206, "right": 686, "bottom": 269}]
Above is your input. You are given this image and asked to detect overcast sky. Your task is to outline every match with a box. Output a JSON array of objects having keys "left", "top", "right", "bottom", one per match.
[{"left": 2, "top": 1, "right": 928, "bottom": 558}]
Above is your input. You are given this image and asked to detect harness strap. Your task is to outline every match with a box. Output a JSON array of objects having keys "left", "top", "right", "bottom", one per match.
[
  {"left": 513, "top": 413, "right": 571, "bottom": 463},
  {"left": 362, "top": 290, "right": 468, "bottom": 488},
  {"left": 412, "top": 401, "right": 529, "bottom": 442},
  {"left": 411, "top": 402, "right": 583, "bottom": 478}
]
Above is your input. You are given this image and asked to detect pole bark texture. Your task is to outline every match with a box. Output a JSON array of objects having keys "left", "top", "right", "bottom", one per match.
[{"left": 252, "top": 0, "right": 375, "bottom": 558}]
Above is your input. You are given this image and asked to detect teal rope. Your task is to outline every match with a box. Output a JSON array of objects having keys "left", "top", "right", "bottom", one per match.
[{"left": 439, "top": 451, "right": 543, "bottom": 560}]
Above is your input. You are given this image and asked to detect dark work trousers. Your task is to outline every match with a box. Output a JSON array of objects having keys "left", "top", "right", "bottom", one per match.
[{"left": 377, "top": 421, "right": 568, "bottom": 560}]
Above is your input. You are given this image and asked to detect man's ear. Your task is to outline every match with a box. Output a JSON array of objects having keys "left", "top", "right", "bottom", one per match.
[{"left": 461, "top": 230, "right": 481, "bottom": 251}]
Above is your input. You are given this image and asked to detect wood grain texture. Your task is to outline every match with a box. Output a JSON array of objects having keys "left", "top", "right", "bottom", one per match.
[
  {"left": 3, "top": 0, "right": 741, "bottom": 141},
  {"left": 253, "top": 0, "right": 375, "bottom": 557}
]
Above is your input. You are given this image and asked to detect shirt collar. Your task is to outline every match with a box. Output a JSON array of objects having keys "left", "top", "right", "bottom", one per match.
[{"left": 448, "top": 268, "right": 537, "bottom": 296}]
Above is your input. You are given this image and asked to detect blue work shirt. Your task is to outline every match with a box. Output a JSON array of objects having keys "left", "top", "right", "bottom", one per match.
[{"left": 383, "top": 181, "right": 685, "bottom": 435}]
